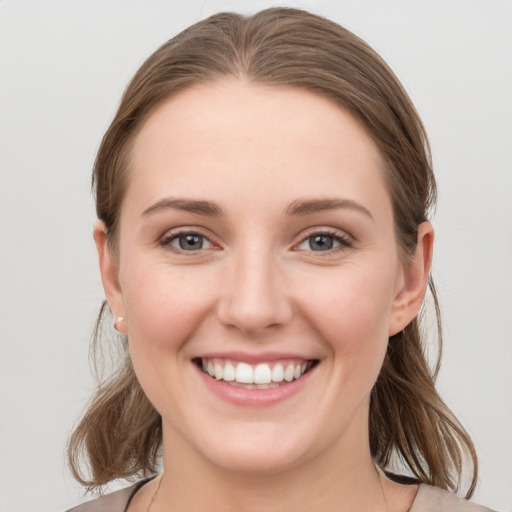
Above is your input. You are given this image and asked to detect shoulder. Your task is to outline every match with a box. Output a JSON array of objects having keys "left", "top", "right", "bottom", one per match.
[
  {"left": 65, "top": 480, "right": 147, "bottom": 512},
  {"left": 411, "top": 484, "right": 497, "bottom": 512}
]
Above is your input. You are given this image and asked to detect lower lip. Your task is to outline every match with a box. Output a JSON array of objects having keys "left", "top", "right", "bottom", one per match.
[{"left": 194, "top": 363, "right": 316, "bottom": 407}]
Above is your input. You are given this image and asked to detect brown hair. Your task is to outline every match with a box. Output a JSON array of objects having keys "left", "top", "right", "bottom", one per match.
[{"left": 68, "top": 7, "right": 478, "bottom": 496}]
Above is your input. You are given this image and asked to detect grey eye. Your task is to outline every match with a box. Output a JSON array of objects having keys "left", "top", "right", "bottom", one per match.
[
  {"left": 177, "top": 234, "right": 205, "bottom": 251},
  {"left": 163, "top": 233, "right": 214, "bottom": 252},
  {"left": 307, "top": 235, "right": 335, "bottom": 251},
  {"left": 296, "top": 232, "right": 352, "bottom": 253}
]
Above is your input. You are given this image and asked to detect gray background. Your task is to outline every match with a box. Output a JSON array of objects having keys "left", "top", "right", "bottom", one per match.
[{"left": 1, "top": 1, "right": 511, "bottom": 511}]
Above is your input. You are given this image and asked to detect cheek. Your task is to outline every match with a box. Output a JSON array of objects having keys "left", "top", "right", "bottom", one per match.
[
  {"left": 121, "top": 263, "right": 214, "bottom": 358},
  {"left": 296, "top": 264, "right": 395, "bottom": 378},
  {"left": 300, "top": 264, "right": 394, "bottom": 337},
  {"left": 119, "top": 264, "right": 218, "bottom": 420}
]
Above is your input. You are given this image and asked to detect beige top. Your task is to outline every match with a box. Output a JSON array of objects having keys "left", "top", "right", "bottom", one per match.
[{"left": 66, "top": 480, "right": 496, "bottom": 512}]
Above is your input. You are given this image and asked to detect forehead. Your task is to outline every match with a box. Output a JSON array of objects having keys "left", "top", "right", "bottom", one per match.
[
  {"left": 132, "top": 80, "right": 382, "bottom": 162},
  {"left": 126, "top": 81, "right": 389, "bottom": 214}
]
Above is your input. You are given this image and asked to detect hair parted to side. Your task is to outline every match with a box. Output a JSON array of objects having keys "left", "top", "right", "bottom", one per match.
[{"left": 68, "top": 7, "right": 478, "bottom": 496}]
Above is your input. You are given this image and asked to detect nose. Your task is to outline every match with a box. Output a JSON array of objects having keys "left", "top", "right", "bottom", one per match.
[{"left": 216, "top": 246, "right": 292, "bottom": 334}]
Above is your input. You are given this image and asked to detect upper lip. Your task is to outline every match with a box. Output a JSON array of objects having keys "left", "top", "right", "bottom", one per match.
[{"left": 194, "top": 351, "right": 318, "bottom": 364}]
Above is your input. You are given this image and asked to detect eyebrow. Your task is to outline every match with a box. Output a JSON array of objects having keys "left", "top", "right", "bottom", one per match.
[
  {"left": 286, "top": 198, "right": 374, "bottom": 221},
  {"left": 142, "top": 198, "right": 222, "bottom": 217},
  {"left": 141, "top": 196, "right": 373, "bottom": 220}
]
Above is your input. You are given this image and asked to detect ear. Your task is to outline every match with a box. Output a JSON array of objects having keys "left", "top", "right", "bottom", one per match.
[
  {"left": 93, "top": 221, "right": 127, "bottom": 334},
  {"left": 389, "top": 222, "right": 434, "bottom": 336}
]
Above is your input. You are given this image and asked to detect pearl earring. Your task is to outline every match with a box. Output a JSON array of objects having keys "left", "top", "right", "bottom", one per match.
[{"left": 113, "top": 315, "right": 125, "bottom": 333}]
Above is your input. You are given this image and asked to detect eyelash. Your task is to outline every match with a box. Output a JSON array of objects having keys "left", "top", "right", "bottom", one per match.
[
  {"left": 294, "top": 230, "right": 354, "bottom": 254},
  {"left": 159, "top": 229, "right": 354, "bottom": 255},
  {"left": 160, "top": 230, "right": 216, "bottom": 254}
]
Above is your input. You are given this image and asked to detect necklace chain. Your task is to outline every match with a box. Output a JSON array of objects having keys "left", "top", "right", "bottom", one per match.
[
  {"left": 145, "top": 473, "right": 163, "bottom": 512},
  {"left": 145, "top": 467, "right": 389, "bottom": 512},
  {"left": 376, "top": 465, "right": 390, "bottom": 512}
]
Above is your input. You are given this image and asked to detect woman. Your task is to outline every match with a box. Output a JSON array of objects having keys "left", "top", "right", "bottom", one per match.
[{"left": 66, "top": 8, "right": 494, "bottom": 512}]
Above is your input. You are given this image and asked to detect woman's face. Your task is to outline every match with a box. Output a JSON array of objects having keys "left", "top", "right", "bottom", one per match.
[{"left": 96, "top": 81, "right": 430, "bottom": 473}]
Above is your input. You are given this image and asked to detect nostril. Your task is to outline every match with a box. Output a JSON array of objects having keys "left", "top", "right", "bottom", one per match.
[{"left": 216, "top": 269, "right": 293, "bottom": 333}]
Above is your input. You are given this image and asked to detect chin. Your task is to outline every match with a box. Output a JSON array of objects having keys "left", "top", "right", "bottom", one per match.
[
  {"left": 185, "top": 422, "right": 314, "bottom": 475},
  {"left": 206, "top": 443, "right": 307, "bottom": 475}
]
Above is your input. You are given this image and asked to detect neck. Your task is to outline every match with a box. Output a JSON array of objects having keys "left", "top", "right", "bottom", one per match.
[{"left": 152, "top": 425, "right": 392, "bottom": 512}]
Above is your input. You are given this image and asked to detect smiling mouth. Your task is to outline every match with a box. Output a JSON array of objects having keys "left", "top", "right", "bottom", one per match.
[{"left": 194, "top": 358, "right": 319, "bottom": 389}]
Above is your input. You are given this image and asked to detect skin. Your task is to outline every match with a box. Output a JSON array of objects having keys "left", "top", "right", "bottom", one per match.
[{"left": 95, "top": 81, "right": 433, "bottom": 512}]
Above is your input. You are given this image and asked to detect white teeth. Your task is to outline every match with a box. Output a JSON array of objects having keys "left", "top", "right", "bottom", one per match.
[
  {"left": 200, "top": 359, "right": 311, "bottom": 386},
  {"left": 223, "top": 362, "right": 235, "bottom": 381},
  {"left": 214, "top": 362, "right": 223, "bottom": 380},
  {"left": 271, "top": 363, "right": 284, "bottom": 382},
  {"left": 254, "top": 363, "right": 272, "bottom": 384},
  {"left": 283, "top": 364, "right": 294, "bottom": 382},
  {"left": 235, "top": 362, "right": 254, "bottom": 384}
]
